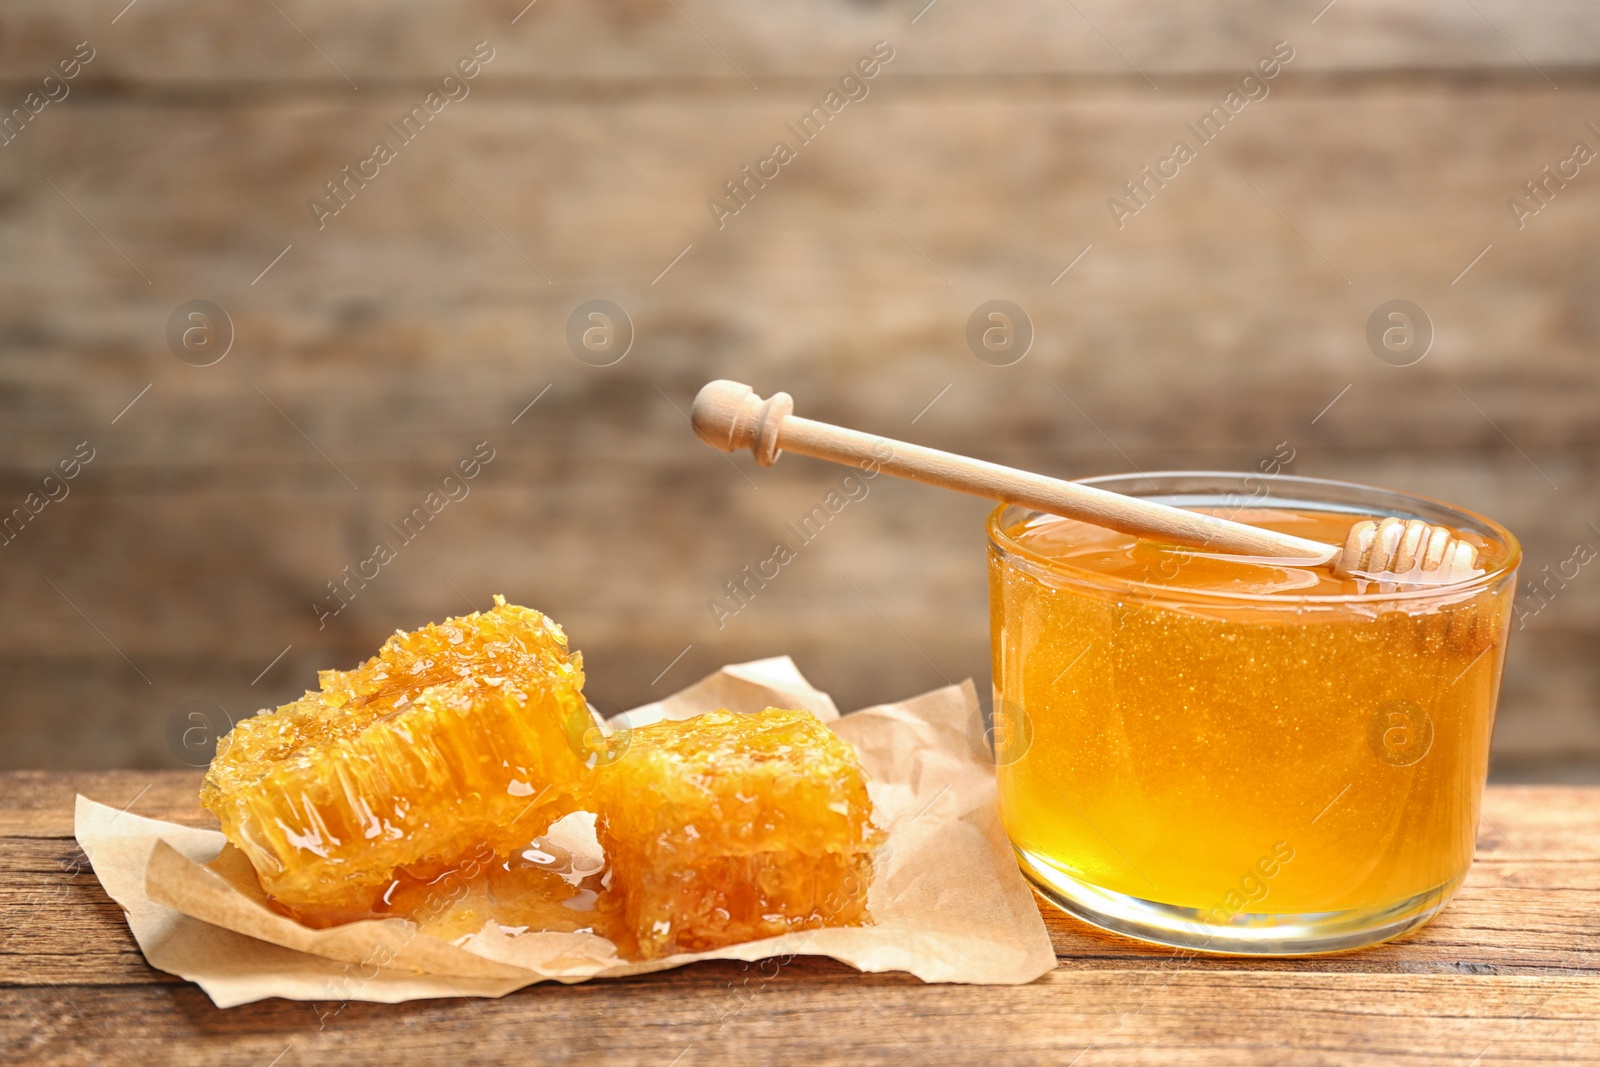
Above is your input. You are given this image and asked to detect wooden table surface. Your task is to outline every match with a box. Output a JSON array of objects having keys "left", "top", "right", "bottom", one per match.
[{"left": 2, "top": 772, "right": 1597, "bottom": 1065}]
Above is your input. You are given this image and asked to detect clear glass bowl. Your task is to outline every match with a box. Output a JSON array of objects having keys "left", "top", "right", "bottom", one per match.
[{"left": 987, "top": 472, "right": 1520, "bottom": 955}]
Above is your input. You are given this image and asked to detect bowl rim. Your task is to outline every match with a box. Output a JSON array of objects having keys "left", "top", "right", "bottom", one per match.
[{"left": 986, "top": 470, "right": 1522, "bottom": 605}]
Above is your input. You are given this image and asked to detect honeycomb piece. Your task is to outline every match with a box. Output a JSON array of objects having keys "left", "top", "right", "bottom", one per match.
[
  {"left": 593, "top": 707, "right": 883, "bottom": 959},
  {"left": 200, "top": 596, "right": 593, "bottom": 918}
]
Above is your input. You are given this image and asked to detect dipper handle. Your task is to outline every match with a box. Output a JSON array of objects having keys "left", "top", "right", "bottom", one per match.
[
  {"left": 690, "top": 380, "right": 1483, "bottom": 583},
  {"left": 691, "top": 380, "right": 1338, "bottom": 563}
]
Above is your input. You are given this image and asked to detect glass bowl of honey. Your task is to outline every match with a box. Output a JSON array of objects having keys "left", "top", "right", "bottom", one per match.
[{"left": 987, "top": 471, "right": 1520, "bottom": 955}]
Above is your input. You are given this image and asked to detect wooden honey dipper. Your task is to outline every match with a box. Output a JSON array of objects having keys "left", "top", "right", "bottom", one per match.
[{"left": 691, "top": 380, "right": 1482, "bottom": 584}]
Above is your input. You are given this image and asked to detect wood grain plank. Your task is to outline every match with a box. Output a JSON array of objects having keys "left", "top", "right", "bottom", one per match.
[
  {"left": 3, "top": 838, "right": 1591, "bottom": 984},
  {"left": 3, "top": 0, "right": 1600, "bottom": 85},
  {"left": 1, "top": 972, "right": 1596, "bottom": 1066},
  {"left": 4, "top": 93, "right": 1595, "bottom": 473},
  {"left": 0, "top": 771, "right": 210, "bottom": 836},
  {"left": 5, "top": 93, "right": 1597, "bottom": 475},
  {"left": 3, "top": 778, "right": 1597, "bottom": 983}
]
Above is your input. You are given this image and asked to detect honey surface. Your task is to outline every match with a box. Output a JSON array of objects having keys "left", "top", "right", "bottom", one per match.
[{"left": 991, "top": 507, "right": 1515, "bottom": 918}]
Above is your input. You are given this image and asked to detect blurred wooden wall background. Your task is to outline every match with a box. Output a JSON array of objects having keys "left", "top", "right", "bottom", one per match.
[{"left": 1, "top": 0, "right": 1597, "bottom": 779}]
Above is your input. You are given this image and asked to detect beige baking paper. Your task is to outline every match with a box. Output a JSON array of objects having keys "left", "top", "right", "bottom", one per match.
[{"left": 76, "top": 656, "right": 1056, "bottom": 1008}]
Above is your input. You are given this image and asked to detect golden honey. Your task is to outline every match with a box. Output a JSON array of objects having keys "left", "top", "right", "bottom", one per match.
[
  {"left": 988, "top": 474, "right": 1519, "bottom": 953},
  {"left": 202, "top": 595, "right": 883, "bottom": 955},
  {"left": 594, "top": 708, "right": 883, "bottom": 959},
  {"left": 201, "top": 596, "right": 593, "bottom": 919}
]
